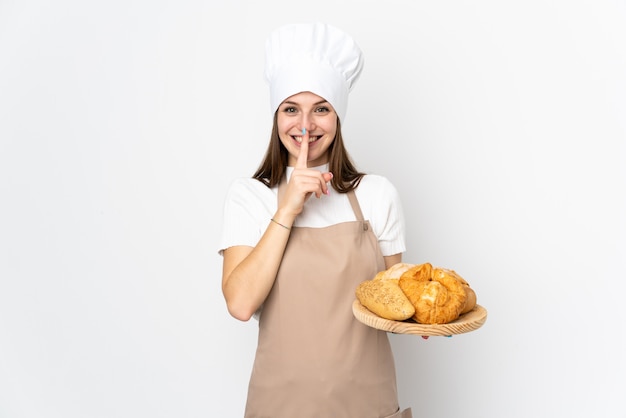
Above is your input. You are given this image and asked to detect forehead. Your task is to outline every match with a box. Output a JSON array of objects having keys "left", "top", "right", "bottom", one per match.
[{"left": 281, "top": 91, "right": 329, "bottom": 105}]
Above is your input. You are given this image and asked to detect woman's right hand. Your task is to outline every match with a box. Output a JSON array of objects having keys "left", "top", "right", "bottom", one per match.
[{"left": 279, "top": 129, "right": 333, "bottom": 219}]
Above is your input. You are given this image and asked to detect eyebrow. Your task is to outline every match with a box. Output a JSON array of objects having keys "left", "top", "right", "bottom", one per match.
[{"left": 282, "top": 100, "right": 329, "bottom": 106}]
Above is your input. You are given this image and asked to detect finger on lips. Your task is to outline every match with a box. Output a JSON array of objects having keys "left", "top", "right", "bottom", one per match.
[
  {"left": 295, "top": 128, "right": 331, "bottom": 198},
  {"left": 296, "top": 127, "right": 308, "bottom": 169}
]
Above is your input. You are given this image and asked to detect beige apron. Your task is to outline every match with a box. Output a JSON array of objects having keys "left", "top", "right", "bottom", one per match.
[{"left": 244, "top": 183, "right": 412, "bottom": 418}]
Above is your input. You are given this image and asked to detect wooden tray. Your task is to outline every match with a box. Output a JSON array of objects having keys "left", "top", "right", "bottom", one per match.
[{"left": 352, "top": 299, "right": 488, "bottom": 336}]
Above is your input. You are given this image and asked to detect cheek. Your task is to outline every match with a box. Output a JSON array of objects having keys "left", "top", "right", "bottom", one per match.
[
  {"left": 276, "top": 114, "right": 289, "bottom": 130},
  {"left": 278, "top": 133, "right": 292, "bottom": 150},
  {"left": 328, "top": 115, "right": 338, "bottom": 133},
  {"left": 276, "top": 125, "right": 292, "bottom": 144},
  {"left": 324, "top": 122, "right": 337, "bottom": 139}
]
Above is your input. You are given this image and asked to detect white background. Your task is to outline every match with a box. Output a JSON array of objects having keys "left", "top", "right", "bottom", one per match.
[{"left": 1, "top": 1, "right": 625, "bottom": 417}]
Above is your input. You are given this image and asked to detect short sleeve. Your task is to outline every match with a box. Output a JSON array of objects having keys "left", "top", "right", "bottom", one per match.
[
  {"left": 356, "top": 175, "right": 406, "bottom": 257},
  {"left": 218, "top": 178, "right": 277, "bottom": 255}
]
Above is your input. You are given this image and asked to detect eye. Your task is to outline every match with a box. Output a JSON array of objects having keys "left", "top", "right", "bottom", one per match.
[
  {"left": 315, "top": 106, "right": 330, "bottom": 113},
  {"left": 282, "top": 106, "right": 298, "bottom": 114}
]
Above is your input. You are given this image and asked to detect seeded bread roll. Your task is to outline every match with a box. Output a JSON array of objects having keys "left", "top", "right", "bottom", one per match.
[{"left": 356, "top": 279, "right": 415, "bottom": 321}]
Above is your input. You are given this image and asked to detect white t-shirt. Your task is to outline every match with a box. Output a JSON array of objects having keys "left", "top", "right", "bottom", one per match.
[{"left": 218, "top": 164, "right": 406, "bottom": 257}]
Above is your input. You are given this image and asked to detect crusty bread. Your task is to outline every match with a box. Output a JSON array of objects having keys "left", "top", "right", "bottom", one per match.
[
  {"left": 356, "top": 279, "right": 415, "bottom": 321},
  {"left": 439, "top": 267, "right": 469, "bottom": 286},
  {"left": 399, "top": 266, "right": 467, "bottom": 324},
  {"left": 398, "top": 262, "right": 433, "bottom": 282},
  {"left": 430, "top": 267, "right": 476, "bottom": 314}
]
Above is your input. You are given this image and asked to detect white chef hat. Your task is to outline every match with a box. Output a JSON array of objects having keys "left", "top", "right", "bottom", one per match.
[{"left": 264, "top": 22, "right": 364, "bottom": 122}]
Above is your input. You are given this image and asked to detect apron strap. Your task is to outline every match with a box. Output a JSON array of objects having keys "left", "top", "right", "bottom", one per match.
[
  {"left": 278, "top": 177, "right": 287, "bottom": 202},
  {"left": 346, "top": 190, "right": 365, "bottom": 222}
]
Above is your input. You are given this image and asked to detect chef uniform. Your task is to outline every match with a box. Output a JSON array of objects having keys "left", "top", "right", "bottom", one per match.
[{"left": 225, "top": 23, "right": 412, "bottom": 417}]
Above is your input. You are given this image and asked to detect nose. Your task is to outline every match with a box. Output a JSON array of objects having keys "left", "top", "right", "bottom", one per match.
[{"left": 299, "top": 116, "right": 316, "bottom": 133}]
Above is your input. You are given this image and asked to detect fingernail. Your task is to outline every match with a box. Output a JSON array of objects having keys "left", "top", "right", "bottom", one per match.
[{"left": 302, "top": 128, "right": 306, "bottom": 135}]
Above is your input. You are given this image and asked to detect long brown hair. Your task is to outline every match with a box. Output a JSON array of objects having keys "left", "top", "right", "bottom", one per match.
[{"left": 252, "top": 114, "right": 365, "bottom": 193}]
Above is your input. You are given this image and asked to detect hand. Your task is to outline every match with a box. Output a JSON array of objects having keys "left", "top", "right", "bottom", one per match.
[{"left": 280, "top": 129, "right": 333, "bottom": 217}]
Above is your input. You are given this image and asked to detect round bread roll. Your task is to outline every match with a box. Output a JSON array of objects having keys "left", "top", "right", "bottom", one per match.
[
  {"left": 399, "top": 266, "right": 467, "bottom": 324},
  {"left": 461, "top": 285, "right": 476, "bottom": 314},
  {"left": 373, "top": 263, "right": 415, "bottom": 281}
]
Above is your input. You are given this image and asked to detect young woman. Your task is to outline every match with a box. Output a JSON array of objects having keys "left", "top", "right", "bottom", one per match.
[{"left": 219, "top": 23, "right": 412, "bottom": 418}]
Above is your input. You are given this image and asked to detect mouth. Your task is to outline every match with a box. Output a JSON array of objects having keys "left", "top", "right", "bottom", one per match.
[{"left": 292, "top": 135, "right": 320, "bottom": 144}]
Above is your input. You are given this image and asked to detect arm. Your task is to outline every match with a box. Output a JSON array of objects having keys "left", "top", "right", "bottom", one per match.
[
  {"left": 221, "top": 213, "right": 292, "bottom": 321},
  {"left": 222, "top": 131, "right": 332, "bottom": 321},
  {"left": 384, "top": 253, "right": 402, "bottom": 269}
]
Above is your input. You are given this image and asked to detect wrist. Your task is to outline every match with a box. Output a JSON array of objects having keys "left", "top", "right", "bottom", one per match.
[
  {"left": 270, "top": 218, "right": 291, "bottom": 230},
  {"left": 272, "top": 209, "right": 296, "bottom": 229}
]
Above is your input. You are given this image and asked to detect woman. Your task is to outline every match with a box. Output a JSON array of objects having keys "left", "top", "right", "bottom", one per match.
[{"left": 219, "top": 23, "right": 412, "bottom": 418}]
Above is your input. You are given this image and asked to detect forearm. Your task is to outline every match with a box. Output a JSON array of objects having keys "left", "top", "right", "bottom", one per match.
[
  {"left": 222, "top": 210, "right": 295, "bottom": 321},
  {"left": 384, "top": 253, "right": 402, "bottom": 269}
]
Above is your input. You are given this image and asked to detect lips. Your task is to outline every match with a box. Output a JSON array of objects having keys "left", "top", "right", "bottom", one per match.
[{"left": 293, "top": 135, "right": 320, "bottom": 144}]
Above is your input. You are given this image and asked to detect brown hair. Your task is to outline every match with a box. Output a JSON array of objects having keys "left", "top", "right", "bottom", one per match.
[{"left": 252, "top": 114, "right": 365, "bottom": 193}]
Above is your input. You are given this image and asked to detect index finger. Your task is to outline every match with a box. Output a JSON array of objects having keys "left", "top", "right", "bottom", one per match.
[{"left": 296, "top": 127, "right": 309, "bottom": 168}]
